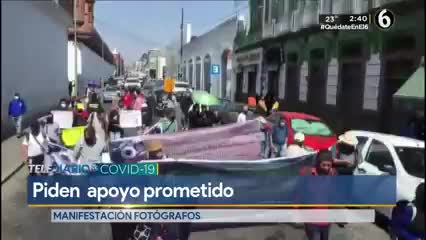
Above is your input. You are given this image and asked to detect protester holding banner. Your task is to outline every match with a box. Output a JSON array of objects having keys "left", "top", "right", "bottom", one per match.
[
  {"left": 22, "top": 121, "right": 48, "bottom": 176},
  {"left": 258, "top": 117, "right": 272, "bottom": 158},
  {"left": 272, "top": 116, "right": 288, "bottom": 157}
]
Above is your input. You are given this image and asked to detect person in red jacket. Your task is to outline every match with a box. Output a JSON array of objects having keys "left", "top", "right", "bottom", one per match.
[
  {"left": 299, "top": 149, "right": 336, "bottom": 240},
  {"left": 122, "top": 89, "right": 133, "bottom": 110}
]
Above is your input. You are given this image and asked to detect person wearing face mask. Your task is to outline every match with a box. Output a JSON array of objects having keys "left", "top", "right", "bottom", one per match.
[
  {"left": 9, "top": 93, "right": 27, "bottom": 138},
  {"left": 237, "top": 105, "right": 249, "bottom": 123},
  {"left": 299, "top": 150, "right": 337, "bottom": 240},
  {"left": 57, "top": 98, "right": 70, "bottom": 111},
  {"left": 73, "top": 125, "right": 106, "bottom": 165},
  {"left": 272, "top": 117, "right": 288, "bottom": 157}
]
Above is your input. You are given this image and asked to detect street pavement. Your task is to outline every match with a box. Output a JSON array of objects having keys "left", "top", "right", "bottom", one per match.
[{"left": 1, "top": 103, "right": 391, "bottom": 240}]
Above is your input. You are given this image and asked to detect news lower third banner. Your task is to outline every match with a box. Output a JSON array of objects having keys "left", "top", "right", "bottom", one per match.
[
  {"left": 51, "top": 209, "right": 376, "bottom": 223},
  {"left": 28, "top": 175, "right": 396, "bottom": 206}
]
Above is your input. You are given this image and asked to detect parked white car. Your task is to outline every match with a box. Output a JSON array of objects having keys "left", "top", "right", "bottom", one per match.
[
  {"left": 349, "top": 130, "right": 424, "bottom": 219},
  {"left": 124, "top": 78, "right": 141, "bottom": 89}
]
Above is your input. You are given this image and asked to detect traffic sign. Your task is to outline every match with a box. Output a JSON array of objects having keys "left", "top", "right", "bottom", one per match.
[{"left": 211, "top": 64, "right": 220, "bottom": 75}]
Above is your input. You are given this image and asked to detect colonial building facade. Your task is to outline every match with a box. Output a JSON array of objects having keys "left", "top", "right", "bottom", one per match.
[
  {"left": 234, "top": 0, "right": 424, "bottom": 134},
  {"left": 179, "top": 17, "right": 238, "bottom": 99}
]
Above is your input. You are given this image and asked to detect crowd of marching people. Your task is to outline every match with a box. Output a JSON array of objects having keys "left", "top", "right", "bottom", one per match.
[{"left": 9, "top": 85, "right": 424, "bottom": 240}]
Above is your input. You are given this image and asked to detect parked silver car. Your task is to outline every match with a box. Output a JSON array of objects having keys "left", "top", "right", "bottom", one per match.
[{"left": 103, "top": 85, "right": 120, "bottom": 102}]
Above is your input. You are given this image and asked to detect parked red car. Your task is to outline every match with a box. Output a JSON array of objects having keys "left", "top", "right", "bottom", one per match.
[{"left": 266, "top": 111, "right": 337, "bottom": 151}]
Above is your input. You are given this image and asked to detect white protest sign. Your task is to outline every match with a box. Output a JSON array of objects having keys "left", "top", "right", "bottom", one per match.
[
  {"left": 51, "top": 110, "right": 73, "bottom": 129},
  {"left": 119, "top": 110, "right": 142, "bottom": 128}
]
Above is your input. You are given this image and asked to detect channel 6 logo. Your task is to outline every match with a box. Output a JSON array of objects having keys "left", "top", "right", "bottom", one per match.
[{"left": 374, "top": 9, "right": 395, "bottom": 30}]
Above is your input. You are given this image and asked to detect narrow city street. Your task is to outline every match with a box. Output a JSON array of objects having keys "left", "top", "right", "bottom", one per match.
[{"left": 2, "top": 0, "right": 424, "bottom": 240}]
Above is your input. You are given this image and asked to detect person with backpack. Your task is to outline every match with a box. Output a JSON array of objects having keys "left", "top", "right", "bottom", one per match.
[
  {"left": 87, "top": 92, "right": 104, "bottom": 114},
  {"left": 22, "top": 121, "right": 48, "bottom": 176},
  {"left": 9, "top": 93, "right": 27, "bottom": 138},
  {"left": 391, "top": 183, "right": 425, "bottom": 240}
]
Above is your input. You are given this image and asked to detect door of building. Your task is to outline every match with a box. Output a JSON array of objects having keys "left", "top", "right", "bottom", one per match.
[
  {"left": 248, "top": 71, "right": 257, "bottom": 97},
  {"left": 285, "top": 64, "right": 300, "bottom": 109},
  {"left": 307, "top": 62, "right": 327, "bottom": 116},
  {"left": 268, "top": 71, "right": 279, "bottom": 98},
  {"left": 235, "top": 72, "right": 243, "bottom": 101},
  {"left": 337, "top": 62, "right": 365, "bottom": 133}
]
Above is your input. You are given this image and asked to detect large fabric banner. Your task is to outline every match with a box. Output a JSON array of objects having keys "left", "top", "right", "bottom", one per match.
[
  {"left": 51, "top": 110, "right": 73, "bottom": 129},
  {"left": 120, "top": 110, "right": 142, "bottom": 128},
  {"left": 110, "top": 120, "right": 263, "bottom": 163},
  {"left": 47, "top": 120, "right": 315, "bottom": 176}
]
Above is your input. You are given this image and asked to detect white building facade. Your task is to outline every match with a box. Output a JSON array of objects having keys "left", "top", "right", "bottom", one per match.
[
  {"left": 67, "top": 41, "right": 115, "bottom": 94},
  {"left": 178, "top": 17, "right": 238, "bottom": 99}
]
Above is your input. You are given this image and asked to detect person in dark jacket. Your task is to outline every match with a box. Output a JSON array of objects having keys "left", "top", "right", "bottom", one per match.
[
  {"left": 188, "top": 104, "right": 203, "bottom": 129},
  {"left": 391, "top": 183, "right": 425, "bottom": 240},
  {"left": 108, "top": 103, "right": 124, "bottom": 141},
  {"left": 9, "top": 93, "right": 27, "bottom": 138},
  {"left": 145, "top": 92, "right": 156, "bottom": 127},
  {"left": 272, "top": 117, "right": 288, "bottom": 157},
  {"left": 87, "top": 92, "right": 104, "bottom": 114},
  {"left": 180, "top": 90, "right": 193, "bottom": 129}
]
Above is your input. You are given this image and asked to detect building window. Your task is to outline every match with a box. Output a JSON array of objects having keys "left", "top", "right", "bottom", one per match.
[
  {"left": 264, "top": 0, "right": 270, "bottom": 23},
  {"left": 271, "top": 0, "right": 280, "bottom": 21},
  {"left": 195, "top": 57, "right": 202, "bottom": 90}
]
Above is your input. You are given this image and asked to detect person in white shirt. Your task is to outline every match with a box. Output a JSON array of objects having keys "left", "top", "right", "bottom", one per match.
[
  {"left": 286, "top": 132, "right": 310, "bottom": 157},
  {"left": 22, "top": 121, "right": 47, "bottom": 175},
  {"left": 237, "top": 105, "right": 249, "bottom": 123}
]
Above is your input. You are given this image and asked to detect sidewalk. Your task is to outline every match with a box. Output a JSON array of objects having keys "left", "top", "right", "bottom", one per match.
[{"left": 1, "top": 134, "right": 25, "bottom": 183}]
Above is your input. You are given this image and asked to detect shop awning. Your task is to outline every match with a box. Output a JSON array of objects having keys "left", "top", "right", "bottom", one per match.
[
  {"left": 394, "top": 66, "right": 424, "bottom": 100},
  {"left": 393, "top": 66, "right": 424, "bottom": 111}
]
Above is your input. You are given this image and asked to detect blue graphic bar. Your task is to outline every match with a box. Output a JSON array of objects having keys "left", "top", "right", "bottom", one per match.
[{"left": 27, "top": 175, "right": 396, "bottom": 205}]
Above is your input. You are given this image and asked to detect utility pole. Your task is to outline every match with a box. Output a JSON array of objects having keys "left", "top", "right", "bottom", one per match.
[
  {"left": 179, "top": 7, "right": 184, "bottom": 81},
  {"left": 73, "top": 0, "right": 78, "bottom": 97},
  {"left": 101, "top": 39, "right": 104, "bottom": 87}
]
